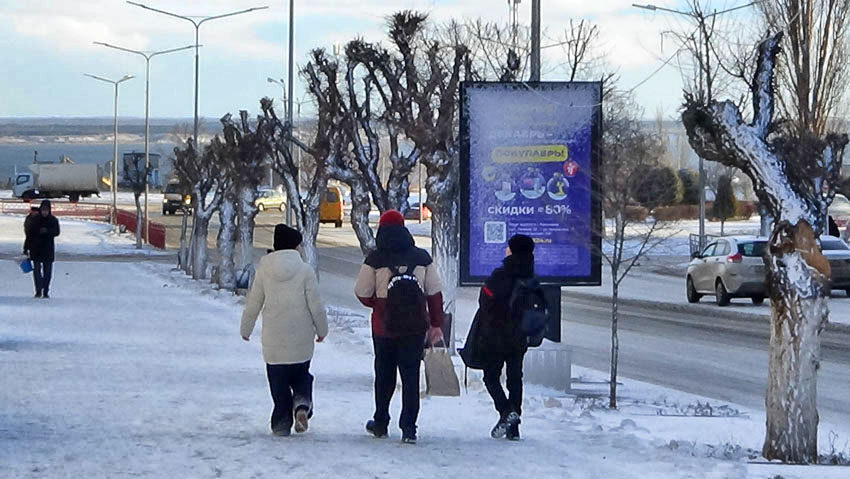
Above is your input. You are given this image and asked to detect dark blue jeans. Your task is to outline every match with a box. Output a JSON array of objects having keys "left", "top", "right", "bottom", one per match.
[
  {"left": 266, "top": 361, "right": 313, "bottom": 433},
  {"left": 483, "top": 353, "right": 525, "bottom": 417},
  {"left": 373, "top": 334, "right": 425, "bottom": 433},
  {"left": 32, "top": 261, "right": 53, "bottom": 296}
]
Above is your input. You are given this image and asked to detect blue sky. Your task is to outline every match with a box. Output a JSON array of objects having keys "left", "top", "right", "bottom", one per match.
[{"left": 0, "top": 1, "right": 757, "bottom": 121}]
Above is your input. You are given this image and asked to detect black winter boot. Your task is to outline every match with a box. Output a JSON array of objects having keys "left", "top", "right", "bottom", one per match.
[
  {"left": 491, "top": 416, "right": 509, "bottom": 439},
  {"left": 366, "top": 420, "right": 388, "bottom": 438},
  {"left": 506, "top": 412, "right": 521, "bottom": 441}
]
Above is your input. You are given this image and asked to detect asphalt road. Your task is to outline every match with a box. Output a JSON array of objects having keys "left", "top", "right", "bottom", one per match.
[{"left": 148, "top": 208, "right": 850, "bottom": 430}]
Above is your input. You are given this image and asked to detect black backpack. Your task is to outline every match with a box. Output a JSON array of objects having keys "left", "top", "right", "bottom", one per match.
[
  {"left": 509, "top": 277, "right": 549, "bottom": 347},
  {"left": 384, "top": 262, "right": 428, "bottom": 335}
]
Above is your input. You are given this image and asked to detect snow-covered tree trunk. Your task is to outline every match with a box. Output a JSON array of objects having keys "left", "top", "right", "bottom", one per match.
[
  {"left": 216, "top": 197, "right": 237, "bottom": 290},
  {"left": 424, "top": 150, "right": 459, "bottom": 335},
  {"left": 133, "top": 192, "right": 143, "bottom": 249},
  {"left": 178, "top": 212, "right": 190, "bottom": 271},
  {"left": 763, "top": 220, "right": 830, "bottom": 463},
  {"left": 189, "top": 183, "right": 223, "bottom": 281},
  {"left": 329, "top": 160, "right": 375, "bottom": 255},
  {"left": 191, "top": 213, "right": 212, "bottom": 281},
  {"left": 237, "top": 186, "right": 260, "bottom": 274},
  {"left": 682, "top": 32, "right": 849, "bottom": 463},
  {"left": 347, "top": 178, "right": 375, "bottom": 255}
]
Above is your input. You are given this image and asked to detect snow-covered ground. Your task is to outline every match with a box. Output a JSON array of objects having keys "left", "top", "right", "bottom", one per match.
[
  {"left": 2, "top": 259, "right": 848, "bottom": 478},
  {"left": 0, "top": 214, "right": 167, "bottom": 257}
]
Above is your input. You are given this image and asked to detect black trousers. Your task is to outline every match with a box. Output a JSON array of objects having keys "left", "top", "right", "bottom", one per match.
[
  {"left": 266, "top": 361, "right": 313, "bottom": 433},
  {"left": 482, "top": 353, "right": 525, "bottom": 417},
  {"left": 372, "top": 334, "right": 425, "bottom": 432},
  {"left": 32, "top": 261, "right": 53, "bottom": 296}
]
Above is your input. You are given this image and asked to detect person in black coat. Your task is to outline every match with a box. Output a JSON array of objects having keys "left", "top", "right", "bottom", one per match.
[
  {"left": 27, "top": 200, "right": 60, "bottom": 298},
  {"left": 477, "top": 234, "right": 535, "bottom": 441},
  {"left": 23, "top": 206, "right": 39, "bottom": 256}
]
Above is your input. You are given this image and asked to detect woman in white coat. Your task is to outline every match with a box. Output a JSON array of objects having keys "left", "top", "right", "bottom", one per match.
[{"left": 241, "top": 224, "right": 329, "bottom": 436}]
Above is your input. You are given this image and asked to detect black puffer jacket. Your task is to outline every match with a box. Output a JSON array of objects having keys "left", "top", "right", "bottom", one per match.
[
  {"left": 476, "top": 253, "right": 535, "bottom": 358},
  {"left": 27, "top": 214, "right": 60, "bottom": 262}
]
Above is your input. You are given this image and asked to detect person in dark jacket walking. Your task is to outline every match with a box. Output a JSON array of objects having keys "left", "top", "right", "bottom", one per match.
[
  {"left": 27, "top": 200, "right": 60, "bottom": 298},
  {"left": 478, "top": 234, "right": 536, "bottom": 441},
  {"left": 23, "top": 206, "right": 39, "bottom": 256},
  {"left": 354, "top": 210, "right": 445, "bottom": 444}
]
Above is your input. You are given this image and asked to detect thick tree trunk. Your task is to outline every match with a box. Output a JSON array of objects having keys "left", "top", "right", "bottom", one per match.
[
  {"left": 610, "top": 279, "right": 620, "bottom": 409},
  {"left": 178, "top": 212, "right": 190, "bottom": 272},
  {"left": 424, "top": 151, "right": 459, "bottom": 350},
  {"left": 300, "top": 208, "right": 321, "bottom": 277},
  {"left": 238, "top": 187, "right": 259, "bottom": 272},
  {"left": 133, "top": 193, "right": 144, "bottom": 249},
  {"left": 217, "top": 200, "right": 237, "bottom": 290},
  {"left": 349, "top": 179, "right": 375, "bottom": 255},
  {"left": 763, "top": 220, "right": 829, "bottom": 463},
  {"left": 191, "top": 214, "right": 211, "bottom": 280}
]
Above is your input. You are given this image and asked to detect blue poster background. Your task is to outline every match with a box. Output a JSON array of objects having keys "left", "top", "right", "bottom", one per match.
[{"left": 463, "top": 83, "right": 600, "bottom": 282}]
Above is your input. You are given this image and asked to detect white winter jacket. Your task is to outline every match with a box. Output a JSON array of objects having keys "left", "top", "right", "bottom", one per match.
[{"left": 240, "top": 250, "right": 329, "bottom": 365}]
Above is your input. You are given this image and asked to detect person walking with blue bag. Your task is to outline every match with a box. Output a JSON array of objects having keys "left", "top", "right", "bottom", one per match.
[
  {"left": 20, "top": 206, "right": 39, "bottom": 275},
  {"left": 26, "top": 200, "right": 60, "bottom": 299}
]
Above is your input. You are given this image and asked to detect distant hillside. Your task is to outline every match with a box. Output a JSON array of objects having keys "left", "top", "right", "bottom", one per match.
[{"left": 0, "top": 117, "right": 196, "bottom": 138}]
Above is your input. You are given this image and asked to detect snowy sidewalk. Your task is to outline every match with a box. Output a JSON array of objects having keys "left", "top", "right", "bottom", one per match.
[{"left": 3, "top": 260, "right": 849, "bottom": 478}]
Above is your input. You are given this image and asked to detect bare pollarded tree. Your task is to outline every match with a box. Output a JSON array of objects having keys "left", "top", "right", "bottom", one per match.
[
  {"left": 682, "top": 32, "right": 849, "bottom": 464},
  {"left": 124, "top": 153, "right": 152, "bottom": 250},
  {"left": 758, "top": 0, "right": 850, "bottom": 136},
  {"left": 172, "top": 139, "right": 227, "bottom": 280},
  {"left": 221, "top": 111, "right": 271, "bottom": 287}
]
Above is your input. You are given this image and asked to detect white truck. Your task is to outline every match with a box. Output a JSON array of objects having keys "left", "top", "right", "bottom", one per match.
[{"left": 13, "top": 163, "right": 102, "bottom": 203}]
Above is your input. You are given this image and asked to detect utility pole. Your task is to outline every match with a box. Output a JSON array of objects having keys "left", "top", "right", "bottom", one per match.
[
  {"left": 530, "top": 0, "right": 541, "bottom": 81},
  {"left": 84, "top": 73, "right": 134, "bottom": 226},
  {"left": 286, "top": 0, "right": 296, "bottom": 227}
]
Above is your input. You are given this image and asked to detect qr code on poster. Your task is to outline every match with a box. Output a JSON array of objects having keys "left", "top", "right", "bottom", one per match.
[{"left": 484, "top": 221, "right": 507, "bottom": 244}]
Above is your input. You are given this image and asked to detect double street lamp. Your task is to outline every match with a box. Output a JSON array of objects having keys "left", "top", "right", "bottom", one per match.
[
  {"left": 127, "top": 1, "right": 269, "bottom": 146},
  {"left": 94, "top": 42, "right": 195, "bottom": 244},
  {"left": 83, "top": 73, "right": 134, "bottom": 226}
]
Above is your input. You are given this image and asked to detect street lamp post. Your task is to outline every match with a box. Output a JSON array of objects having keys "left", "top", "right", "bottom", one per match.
[
  {"left": 84, "top": 73, "right": 134, "bottom": 227},
  {"left": 632, "top": 1, "right": 763, "bottom": 251},
  {"left": 94, "top": 42, "right": 195, "bottom": 244},
  {"left": 127, "top": 2, "right": 269, "bottom": 145}
]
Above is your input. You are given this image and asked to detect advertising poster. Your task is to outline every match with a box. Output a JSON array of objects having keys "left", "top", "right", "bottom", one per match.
[{"left": 460, "top": 82, "right": 602, "bottom": 286}]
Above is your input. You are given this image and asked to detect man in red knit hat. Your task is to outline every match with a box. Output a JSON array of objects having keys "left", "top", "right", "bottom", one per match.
[{"left": 354, "top": 209, "right": 445, "bottom": 444}]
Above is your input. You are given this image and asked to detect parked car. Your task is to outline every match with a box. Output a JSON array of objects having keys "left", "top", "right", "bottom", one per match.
[
  {"left": 162, "top": 180, "right": 192, "bottom": 215},
  {"left": 255, "top": 189, "right": 286, "bottom": 213},
  {"left": 820, "top": 235, "right": 850, "bottom": 295},
  {"left": 404, "top": 192, "right": 431, "bottom": 221},
  {"left": 320, "top": 185, "right": 344, "bottom": 228},
  {"left": 829, "top": 194, "right": 850, "bottom": 228},
  {"left": 686, "top": 236, "right": 768, "bottom": 306}
]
